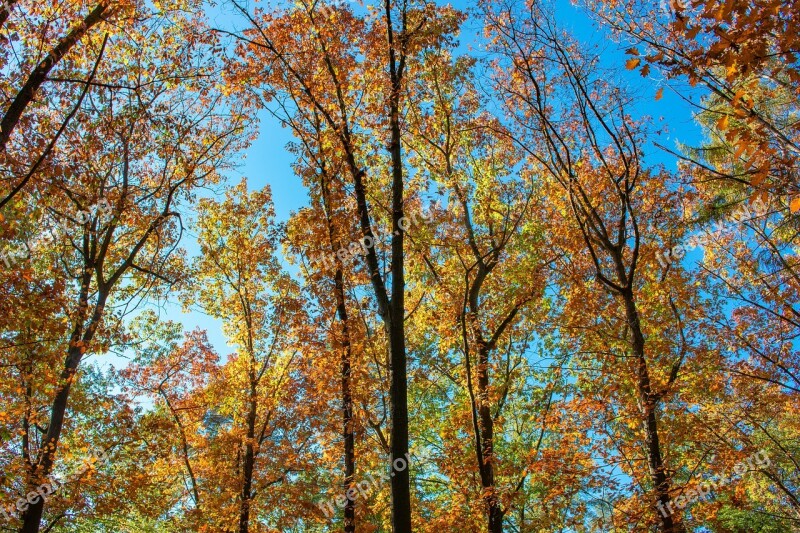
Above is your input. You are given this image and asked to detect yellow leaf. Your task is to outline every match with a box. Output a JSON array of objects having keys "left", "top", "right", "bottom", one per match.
[{"left": 625, "top": 58, "right": 641, "bottom": 70}]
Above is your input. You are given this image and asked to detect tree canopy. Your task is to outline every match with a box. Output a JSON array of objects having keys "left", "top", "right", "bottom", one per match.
[{"left": 0, "top": 0, "right": 797, "bottom": 532}]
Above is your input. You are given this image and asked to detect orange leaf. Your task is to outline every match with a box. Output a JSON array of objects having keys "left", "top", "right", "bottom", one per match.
[
  {"left": 732, "top": 141, "right": 747, "bottom": 160},
  {"left": 625, "top": 58, "right": 641, "bottom": 70},
  {"left": 751, "top": 167, "right": 769, "bottom": 186},
  {"left": 717, "top": 115, "right": 729, "bottom": 130},
  {"left": 791, "top": 197, "right": 800, "bottom": 213},
  {"left": 655, "top": 87, "right": 664, "bottom": 101}
]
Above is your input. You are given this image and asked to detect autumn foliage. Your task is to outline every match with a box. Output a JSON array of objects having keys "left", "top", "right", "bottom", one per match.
[{"left": 0, "top": 0, "right": 797, "bottom": 532}]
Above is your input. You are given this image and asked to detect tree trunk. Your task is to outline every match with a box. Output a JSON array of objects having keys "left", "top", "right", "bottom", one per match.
[
  {"left": 21, "top": 285, "right": 105, "bottom": 533},
  {"left": 333, "top": 267, "right": 356, "bottom": 533},
  {"left": 477, "top": 350, "right": 503, "bottom": 533},
  {"left": 623, "top": 292, "right": 683, "bottom": 533},
  {"left": 19, "top": 347, "right": 80, "bottom": 533},
  {"left": 387, "top": 90, "right": 411, "bottom": 533},
  {"left": 238, "top": 384, "right": 257, "bottom": 533},
  {"left": 319, "top": 164, "right": 357, "bottom": 533}
]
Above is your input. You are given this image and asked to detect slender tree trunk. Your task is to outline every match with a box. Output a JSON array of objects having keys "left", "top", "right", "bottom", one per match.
[
  {"left": 338, "top": 3, "right": 411, "bottom": 526},
  {"left": 19, "top": 347, "right": 81, "bottom": 533},
  {"left": 382, "top": 2, "right": 411, "bottom": 527},
  {"left": 163, "top": 395, "right": 200, "bottom": 505},
  {"left": 238, "top": 383, "right": 257, "bottom": 533},
  {"left": 478, "top": 382, "right": 503, "bottom": 533},
  {"left": 464, "top": 258, "right": 508, "bottom": 533},
  {"left": 477, "top": 346, "right": 503, "bottom": 533},
  {"left": 319, "top": 165, "right": 357, "bottom": 533},
  {"left": 20, "top": 285, "right": 105, "bottom": 533},
  {"left": 387, "top": 93, "right": 411, "bottom": 533},
  {"left": 333, "top": 268, "right": 356, "bottom": 533},
  {"left": 623, "top": 292, "right": 682, "bottom": 533}
]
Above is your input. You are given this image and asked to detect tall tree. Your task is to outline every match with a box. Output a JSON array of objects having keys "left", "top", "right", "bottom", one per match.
[
  {"left": 0, "top": 6, "right": 246, "bottom": 530},
  {"left": 482, "top": 2, "right": 717, "bottom": 529},
  {"left": 405, "top": 50, "right": 554, "bottom": 531},
  {"left": 228, "top": 1, "right": 462, "bottom": 529},
  {"left": 188, "top": 180, "right": 307, "bottom": 532}
]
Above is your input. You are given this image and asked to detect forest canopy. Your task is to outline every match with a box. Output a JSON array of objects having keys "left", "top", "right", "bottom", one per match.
[{"left": 0, "top": 0, "right": 798, "bottom": 531}]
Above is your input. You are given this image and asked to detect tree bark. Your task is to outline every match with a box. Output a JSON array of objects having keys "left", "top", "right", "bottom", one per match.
[
  {"left": 477, "top": 345, "right": 504, "bottom": 533},
  {"left": 320, "top": 167, "right": 357, "bottom": 533},
  {"left": 20, "top": 286, "right": 106, "bottom": 533},
  {"left": 623, "top": 291, "right": 683, "bottom": 533},
  {"left": 238, "top": 380, "right": 257, "bottom": 533},
  {"left": 366, "top": 3, "right": 411, "bottom": 529},
  {"left": 334, "top": 266, "right": 356, "bottom": 533},
  {"left": 387, "top": 85, "right": 411, "bottom": 533}
]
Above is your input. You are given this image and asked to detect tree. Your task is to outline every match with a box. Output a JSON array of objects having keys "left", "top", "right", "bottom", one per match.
[
  {"left": 227, "top": 1, "right": 462, "bottom": 529},
  {"left": 404, "top": 50, "right": 556, "bottom": 531},
  {"left": 0, "top": 0, "right": 118, "bottom": 209},
  {"left": 0, "top": 5, "right": 246, "bottom": 529},
  {"left": 483, "top": 2, "right": 718, "bottom": 529},
  {"left": 588, "top": 0, "right": 800, "bottom": 206},
  {"left": 187, "top": 180, "right": 308, "bottom": 532}
]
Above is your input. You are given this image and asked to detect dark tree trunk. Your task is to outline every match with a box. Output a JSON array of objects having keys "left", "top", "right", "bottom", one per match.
[
  {"left": 477, "top": 346, "right": 504, "bottom": 533},
  {"left": 19, "top": 348, "right": 80, "bottom": 533},
  {"left": 238, "top": 384, "right": 257, "bottom": 533},
  {"left": 387, "top": 92, "right": 411, "bottom": 533},
  {"left": 318, "top": 156, "right": 357, "bottom": 532},
  {"left": 21, "top": 289, "right": 106, "bottom": 533},
  {"left": 333, "top": 267, "right": 356, "bottom": 533},
  {"left": 623, "top": 292, "right": 683, "bottom": 533}
]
